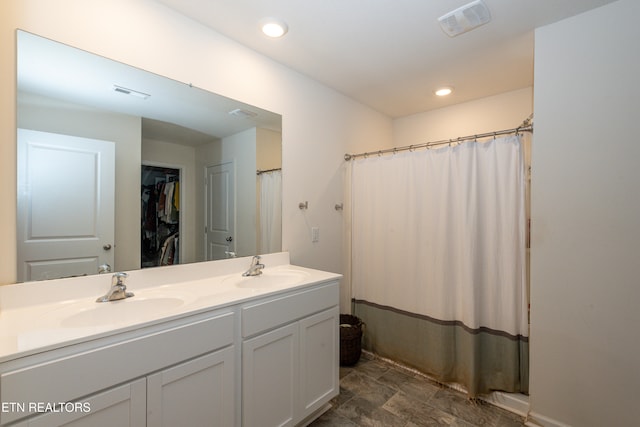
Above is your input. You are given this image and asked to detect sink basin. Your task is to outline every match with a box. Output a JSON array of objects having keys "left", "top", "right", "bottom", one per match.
[
  {"left": 224, "top": 270, "right": 310, "bottom": 290},
  {"left": 60, "top": 297, "right": 185, "bottom": 328}
]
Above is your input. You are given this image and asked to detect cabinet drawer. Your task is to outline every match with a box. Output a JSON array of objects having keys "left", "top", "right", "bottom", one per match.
[
  {"left": 242, "top": 281, "right": 338, "bottom": 338},
  {"left": 0, "top": 310, "right": 234, "bottom": 425}
]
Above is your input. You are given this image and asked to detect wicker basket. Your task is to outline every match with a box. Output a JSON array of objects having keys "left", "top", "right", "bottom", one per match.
[{"left": 339, "top": 314, "right": 364, "bottom": 366}]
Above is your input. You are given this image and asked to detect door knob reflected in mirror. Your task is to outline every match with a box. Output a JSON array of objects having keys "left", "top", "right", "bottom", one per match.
[
  {"left": 103, "top": 244, "right": 112, "bottom": 250},
  {"left": 226, "top": 237, "right": 233, "bottom": 242}
]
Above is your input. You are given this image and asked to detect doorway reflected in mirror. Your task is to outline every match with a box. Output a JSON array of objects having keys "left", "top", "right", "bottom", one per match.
[{"left": 142, "top": 165, "right": 181, "bottom": 268}]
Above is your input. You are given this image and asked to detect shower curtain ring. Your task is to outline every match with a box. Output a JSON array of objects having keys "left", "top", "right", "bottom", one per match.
[
  {"left": 409, "top": 145, "right": 414, "bottom": 152},
  {"left": 393, "top": 147, "right": 397, "bottom": 155},
  {"left": 378, "top": 150, "right": 382, "bottom": 157}
]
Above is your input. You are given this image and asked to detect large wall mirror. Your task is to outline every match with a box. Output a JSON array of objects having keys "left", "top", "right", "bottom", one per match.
[{"left": 16, "top": 30, "right": 282, "bottom": 283}]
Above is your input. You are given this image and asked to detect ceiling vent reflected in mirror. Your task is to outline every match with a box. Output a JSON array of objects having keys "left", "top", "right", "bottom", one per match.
[
  {"left": 229, "top": 108, "right": 258, "bottom": 118},
  {"left": 438, "top": 0, "right": 491, "bottom": 37},
  {"left": 113, "top": 84, "right": 150, "bottom": 99}
]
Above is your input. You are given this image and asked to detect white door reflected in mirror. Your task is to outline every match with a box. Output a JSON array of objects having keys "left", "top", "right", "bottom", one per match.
[
  {"left": 17, "top": 128, "right": 115, "bottom": 282},
  {"left": 206, "top": 162, "right": 235, "bottom": 261}
]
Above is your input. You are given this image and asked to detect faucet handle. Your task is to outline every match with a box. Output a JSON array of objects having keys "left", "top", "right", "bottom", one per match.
[{"left": 112, "top": 272, "right": 128, "bottom": 286}]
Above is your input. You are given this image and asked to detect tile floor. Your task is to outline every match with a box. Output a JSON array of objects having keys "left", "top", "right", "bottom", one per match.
[{"left": 309, "top": 352, "right": 527, "bottom": 427}]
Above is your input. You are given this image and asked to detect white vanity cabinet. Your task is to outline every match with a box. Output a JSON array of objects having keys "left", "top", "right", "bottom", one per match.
[
  {"left": 10, "top": 379, "right": 147, "bottom": 427},
  {"left": 146, "top": 346, "right": 235, "bottom": 427},
  {"left": 241, "top": 281, "right": 340, "bottom": 427},
  {"left": 242, "top": 323, "right": 299, "bottom": 427},
  {"left": 0, "top": 309, "right": 236, "bottom": 427},
  {"left": 298, "top": 307, "right": 340, "bottom": 418},
  {"left": 0, "top": 258, "right": 341, "bottom": 427}
]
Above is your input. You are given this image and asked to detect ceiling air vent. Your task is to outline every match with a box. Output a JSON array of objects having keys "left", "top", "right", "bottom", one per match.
[
  {"left": 438, "top": 0, "right": 491, "bottom": 37},
  {"left": 113, "top": 85, "right": 150, "bottom": 99},
  {"left": 228, "top": 108, "right": 258, "bottom": 118}
]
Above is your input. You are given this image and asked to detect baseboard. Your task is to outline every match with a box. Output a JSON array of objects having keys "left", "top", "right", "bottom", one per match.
[
  {"left": 525, "top": 411, "right": 572, "bottom": 427},
  {"left": 481, "top": 391, "right": 529, "bottom": 418}
]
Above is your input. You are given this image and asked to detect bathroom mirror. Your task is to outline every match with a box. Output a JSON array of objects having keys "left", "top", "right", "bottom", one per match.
[{"left": 16, "top": 30, "right": 282, "bottom": 283}]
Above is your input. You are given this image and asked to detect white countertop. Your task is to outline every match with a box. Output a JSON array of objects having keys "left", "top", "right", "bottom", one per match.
[{"left": 0, "top": 253, "right": 341, "bottom": 363}]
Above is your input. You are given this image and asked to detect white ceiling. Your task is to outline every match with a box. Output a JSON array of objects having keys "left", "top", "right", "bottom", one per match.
[{"left": 155, "top": 0, "right": 618, "bottom": 118}]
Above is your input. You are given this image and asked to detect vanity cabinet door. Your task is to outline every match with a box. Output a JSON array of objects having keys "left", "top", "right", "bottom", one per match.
[
  {"left": 242, "top": 323, "right": 299, "bottom": 427},
  {"left": 299, "top": 307, "right": 340, "bottom": 420},
  {"left": 13, "top": 378, "right": 146, "bottom": 427},
  {"left": 147, "top": 347, "right": 235, "bottom": 427}
]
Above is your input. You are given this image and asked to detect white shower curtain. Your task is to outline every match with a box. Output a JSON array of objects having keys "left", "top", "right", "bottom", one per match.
[
  {"left": 351, "top": 135, "right": 528, "bottom": 396},
  {"left": 258, "top": 170, "right": 282, "bottom": 254}
]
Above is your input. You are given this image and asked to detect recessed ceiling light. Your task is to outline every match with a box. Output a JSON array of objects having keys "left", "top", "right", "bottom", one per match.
[
  {"left": 435, "top": 87, "right": 454, "bottom": 97},
  {"left": 260, "top": 18, "right": 288, "bottom": 38}
]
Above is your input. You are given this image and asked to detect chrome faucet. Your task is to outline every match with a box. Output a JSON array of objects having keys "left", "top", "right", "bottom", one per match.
[
  {"left": 96, "top": 272, "right": 134, "bottom": 302},
  {"left": 242, "top": 256, "right": 265, "bottom": 277}
]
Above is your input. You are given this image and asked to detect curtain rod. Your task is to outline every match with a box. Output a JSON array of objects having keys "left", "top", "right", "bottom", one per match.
[
  {"left": 256, "top": 167, "right": 282, "bottom": 175},
  {"left": 343, "top": 124, "right": 533, "bottom": 161}
]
